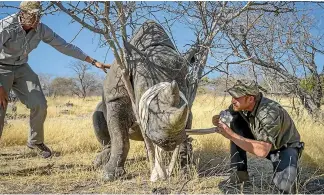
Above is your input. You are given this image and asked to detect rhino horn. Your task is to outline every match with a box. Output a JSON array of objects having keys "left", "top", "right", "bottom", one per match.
[{"left": 169, "top": 104, "right": 188, "bottom": 132}]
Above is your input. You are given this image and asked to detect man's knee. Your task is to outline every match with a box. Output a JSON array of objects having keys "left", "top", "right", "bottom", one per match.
[
  {"left": 271, "top": 147, "right": 299, "bottom": 193},
  {"left": 28, "top": 97, "right": 47, "bottom": 111},
  {"left": 273, "top": 166, "right": 298, "bottom": 193}
]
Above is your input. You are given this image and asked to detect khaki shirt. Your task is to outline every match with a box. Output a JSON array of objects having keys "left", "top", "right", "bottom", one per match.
[
  {"left": 232, "top": 93, "right": 301, "bottom": 151},
  {"left": 0, "top": 13, "right": 88, "bottom": 66}
]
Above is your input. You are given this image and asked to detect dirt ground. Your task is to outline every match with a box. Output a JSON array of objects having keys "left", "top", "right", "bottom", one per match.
[
  {"left": 0, "top": 145, "right": 323, "bottom": 194},
  {"left": 1, "top": 96, "right": 324, "bottom": 194}
]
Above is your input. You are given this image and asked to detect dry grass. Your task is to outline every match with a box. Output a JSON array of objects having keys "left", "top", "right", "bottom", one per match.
[{"left": 0, "top": 94, "right": 324, "bottom": 193}]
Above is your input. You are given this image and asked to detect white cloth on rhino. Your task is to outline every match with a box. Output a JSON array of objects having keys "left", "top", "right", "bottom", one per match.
[{"left": 138, "top": 82, "right": 188, "bottom": 181}]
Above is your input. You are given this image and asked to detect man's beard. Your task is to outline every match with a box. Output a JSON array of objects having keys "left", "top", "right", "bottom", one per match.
[
  {"left": 232, "top": 103, "right": 246, "bottom": 111},
  {"left": 21, "top": 15, "right": 39, "bottom": 28},
  {"left": 232, "top": 104, "right": 240, "bottom": 111}
]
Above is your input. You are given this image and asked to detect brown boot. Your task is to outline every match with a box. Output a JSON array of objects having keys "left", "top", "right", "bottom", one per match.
[{"left": 228, "top": 171, "right": 250, "bottom": 184}]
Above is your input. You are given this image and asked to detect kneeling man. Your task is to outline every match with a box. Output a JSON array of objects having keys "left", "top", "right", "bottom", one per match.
[{"left": 214, "top": 80, "right": 304, "bottom": 193}]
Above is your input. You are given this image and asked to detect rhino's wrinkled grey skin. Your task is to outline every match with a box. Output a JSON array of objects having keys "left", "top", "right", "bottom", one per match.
[{"left": 92, "top": 20, "right": 195, "bottom": 180}]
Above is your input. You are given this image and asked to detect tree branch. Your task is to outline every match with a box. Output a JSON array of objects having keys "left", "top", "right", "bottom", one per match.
[{"left": 53, "top": 1, "right": 104, "bottom": 34}]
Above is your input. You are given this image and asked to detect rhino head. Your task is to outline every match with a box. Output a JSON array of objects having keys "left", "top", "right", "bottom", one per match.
[{"left": 145, "top": 80, "right": 189, "bottom": 151}]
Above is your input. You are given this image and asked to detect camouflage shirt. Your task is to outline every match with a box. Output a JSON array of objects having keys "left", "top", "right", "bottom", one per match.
[{"left": 230, "top": 93, "right": 301, "bottom": 151}]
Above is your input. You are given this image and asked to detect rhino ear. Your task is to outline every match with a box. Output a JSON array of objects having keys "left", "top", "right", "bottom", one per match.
[{"left": 183, "top": 46, "right": 198, "bottom": 65}]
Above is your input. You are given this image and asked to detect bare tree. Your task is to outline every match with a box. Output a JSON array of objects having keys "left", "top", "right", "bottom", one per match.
[
  {"left": 218, "top": 3, "right": 324, "bottom": 118},
  {"left": 68, "top": 61, "right": 101, "bottom": 98},
  {"left": 50, "top": 77, "right": 76, "bottom": 97},
  {"left": 48, "top": 1, "right": 301, "bottom": 180},
  {"left": 38, "top": 73, "right": 53, "bottom": 97},
  {"left": 2, "top": 2, "right": 319, "bottom": 114}
]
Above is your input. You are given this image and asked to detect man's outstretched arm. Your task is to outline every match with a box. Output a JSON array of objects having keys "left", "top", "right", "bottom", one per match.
[
  {"left": 217, "top": 121, "right": 272, "bottom": 158},
  {"left": 40, "top": 23, "right": 110, "bottom": 72}
]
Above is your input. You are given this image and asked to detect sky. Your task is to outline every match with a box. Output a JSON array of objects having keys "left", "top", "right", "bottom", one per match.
[
  {"left": 0, "top": 1, "right": 196, "bottom": 79},
  {"left": 1, "top": 1, "right": 324, "bottom": 79},
  {"left": 1, "top": 1, "right": 114, "bottom": 78}
]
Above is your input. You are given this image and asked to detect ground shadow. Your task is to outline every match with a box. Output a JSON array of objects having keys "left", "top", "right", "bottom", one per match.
[
  {"left": 301, "top": 175, "right": 324, "bottom": 194},
  {"left": 215, "top": 151, "right": 324, "bottom": 194},
  {"left": 0, "top": 163, "right": 95, "bottom": 177},
  {"left": 0, "top": 151, "right": 38, "bottom": 160},
  {"left": 126, "top": 156, "right": 147, "bottom": 164},
  {"left": 193, "top": 145, "right": 232, "bottom": 178},
  {"left": 0, "top": 163, "right": 54, "bottom": 176}
]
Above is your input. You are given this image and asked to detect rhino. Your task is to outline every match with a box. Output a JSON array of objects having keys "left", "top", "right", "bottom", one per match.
[{"left": 92, "top": 20, "right": 196, "bottom": 181}]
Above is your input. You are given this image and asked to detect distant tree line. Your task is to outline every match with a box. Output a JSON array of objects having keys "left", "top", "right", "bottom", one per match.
[{"left": 37, "top": 61, "right": 105, "bottom": 99}]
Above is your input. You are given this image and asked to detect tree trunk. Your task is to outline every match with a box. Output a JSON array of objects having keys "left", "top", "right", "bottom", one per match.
[
  {"left": 295, "top": 85, "right": 323, "bottom": 119},
  {"left": 313, "top": 74, "right": 323, "bottom": 108}
]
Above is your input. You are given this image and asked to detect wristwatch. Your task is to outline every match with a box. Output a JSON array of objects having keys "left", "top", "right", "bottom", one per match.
[{"left": 91, "top": 59, "right": 97, "bottom": 66}]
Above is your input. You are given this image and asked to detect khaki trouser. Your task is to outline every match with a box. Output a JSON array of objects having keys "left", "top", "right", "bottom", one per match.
[{"left": 0, "top": 63, "right": 47, "bottom": 144}]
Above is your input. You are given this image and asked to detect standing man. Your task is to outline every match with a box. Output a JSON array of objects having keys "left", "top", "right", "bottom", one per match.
[
  {"left": 0, "top": 1, "right": 110, "bottom": 158},
  {"left": 213, "top": 80, "right": 304, "bottom": 193}
]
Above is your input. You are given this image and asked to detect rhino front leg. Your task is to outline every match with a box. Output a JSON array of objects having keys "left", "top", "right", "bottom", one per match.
[
  {"left": 179, "top": 136, "right": 194, "bottom": 173},
  {"left": 179, "top": 111, "right": 194, "bottom": 174},
  {"left": 102, "top": 98, "right": 131, "bottom": 181}
]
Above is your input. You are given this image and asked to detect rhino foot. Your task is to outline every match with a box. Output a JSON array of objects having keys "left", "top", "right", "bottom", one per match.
[
  {"left": 102, "top": 167, "right": 126, "bottom": 182},
  {"left": 93, "top": 147, "right": 111, "bottom": 169}
]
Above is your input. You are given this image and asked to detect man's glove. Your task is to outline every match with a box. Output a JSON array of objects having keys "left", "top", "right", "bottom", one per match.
[{"left": 219, "top": 110, "right": 233, "bottom": 127}]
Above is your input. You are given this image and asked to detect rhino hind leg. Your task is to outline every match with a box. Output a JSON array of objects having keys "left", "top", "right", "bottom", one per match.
[{"left": 93, "top": 101, "right": 111, "bottom": 169}]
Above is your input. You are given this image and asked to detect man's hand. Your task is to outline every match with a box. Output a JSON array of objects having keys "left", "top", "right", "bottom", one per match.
[
  {"left": 217, "top": 120, "right": 234, "bottom": 139},
  {"left": 212, "top": 114, "right": 220, "bottom": 126},
  {"left": 85, "top": 56, "right": 111, "bottom": 73},
  {"left": 94, "top": 61, "right": 111, "bottom": 73},
  {"left": 0, "top": 86, "right": 8, "bottom": 110}
]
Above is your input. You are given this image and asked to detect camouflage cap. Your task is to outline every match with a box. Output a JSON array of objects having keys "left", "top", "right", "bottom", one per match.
[
  {"left": 226, "top": 79, "right": 259, "bottom": 98},
  {"left": 20, "top": 1, "right": 41, "bottom": 13}
]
